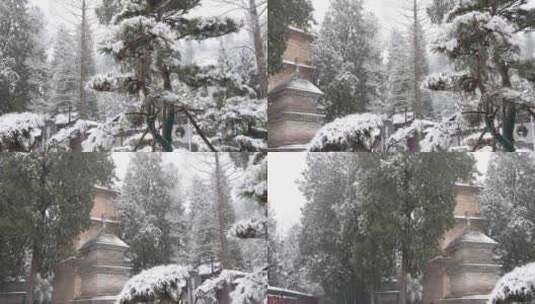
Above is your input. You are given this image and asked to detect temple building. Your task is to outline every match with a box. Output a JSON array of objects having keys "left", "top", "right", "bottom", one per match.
[
  {"left": 376, "top": 184, "right": 501, "bottom": 304},
  {"left": 422, "top": 184, "right": 501, "bottom": 304},
  {"left": 268, "top": 26, "right": 324, "bottom": 151},
  {"left": 52, "top": 186, "right": 131, "bottom": 304}
]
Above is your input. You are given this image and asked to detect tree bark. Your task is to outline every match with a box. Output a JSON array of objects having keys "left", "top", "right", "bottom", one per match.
[
  {"left": 79, "top": 0, "right": 87, "bottom": 119},
  {"left": 26, "top": 250, "right": 37, "bottom": 304},
  {"left": 214, "top": 153, "right": 228, "bottom": 268},
  {"left": 399, "top": 250, "right": 407, "bottom": 304},
  {"left": 412, "top": 0, "right": 422, "bottom": 119},
  {"left": 248, "top": 0, "right": 268, "bottom": 97}
]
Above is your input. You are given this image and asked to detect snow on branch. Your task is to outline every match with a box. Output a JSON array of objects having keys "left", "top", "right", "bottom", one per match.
[
  {"left": 386, "top": 120, "right": 452, "bottom": 152},
  {"left": 194, "top": 269, "right": 267, "bottom": 304},
  {"left": 489, "top": 262, "right": 535, "bottom": 304},
  {"left": 228, "top": 217, "right": 267, "bottom": 239},
  {"left": 0, "top": 112, "right": 44, "bottom": 151},
  {"left": 230, "top": 269, "right": 267, "bottom": 304},
  {"left": 117, "top": 265, "right": 192, "bottom": 304},
  {"left": 88, "top": 73, "right": 139, "bottom": 94},
  {"left": 423, "top": 71, "right": 477, "bottom": 93},
  {"left": 308, "top": 113, "right": 383, "bottom": 152}
]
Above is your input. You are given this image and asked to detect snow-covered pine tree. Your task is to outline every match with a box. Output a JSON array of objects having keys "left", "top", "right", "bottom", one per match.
[
  {"left": 188, "top": 175, "right": 219, "bottom": 268},
  {"left": 48, "top": 25, "right": 78, "bottom": 117},
  {"left": 210, "top": 153, "right": 243, "bottom": 269},
  {"left": 118, "top": 153, "right": 181, "bottom": 273},
  {"left": 0, "top": 0, "right": 47, "bottom": 114},
  {"left": 426, "top": 0, "right": 456, "bottom": 25},
  {"left": 25, "top": 6, "right": 50, "bottom": 116},
  {"left": 193, "top": 43, "right": 267, "bottom": 151},
  {"left": 406, "top": 0, "right": 434, "bottom": 119},
  {"left": 214, "top": 0, "right": 268, "bottom": 97},
  {"left": 424, "top": 0, "right": 535, "bottom": 151},
  {"left": 313, "top": 0, "right": 383, "bottom": 120},
  {"left": 74, "top": 11, "right": 99, "bottom": 121},
  {"left": 90, "top": 0, "right": 239, "bottom": 152},
  {"left": 383, "top": 29, "right": 413, "bottom": 116},
  {"left": 480, "top": 153, "right": 535, "bottom": 272}
]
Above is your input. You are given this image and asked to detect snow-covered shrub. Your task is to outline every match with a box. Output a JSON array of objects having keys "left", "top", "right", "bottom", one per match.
[
  {"left": 489, "top": 262, "right": 535, "bottom": 304},
  {"left": 228, "top": 217, "right": 267, "bottom": 239},
  {"left": 230, "top": 269, "right": 267, "bottom": 304},
  {"left": 0, "top": 112, "right": 44, "bottom": 151},
  {"left": 386, "top": 119, "right": 453, "bottom": 152},
  {"left": 308, "top": 113, "right": 384, "bottom": 152},
  {"left": 116, "top": 265, "right": 192, "bottom": 304},
  {"left": 47, "top": 120, "right": 96, "bottom": 152},
  {"left": 194, "top": 269, "right": 267, "bottom": 304}
]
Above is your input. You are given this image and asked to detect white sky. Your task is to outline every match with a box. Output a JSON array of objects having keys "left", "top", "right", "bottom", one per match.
[
  {"left": 311, "top": 0, "right": 435, "bottom": 42},
  {"left": 111, "top": 152, "right": 214, "bottom": 189},
  {"left": 28, "top": 0, "right": 251, "bottom": 65},
  {"left": 269, "top": 152, "right": 491, "bottom": 236}
]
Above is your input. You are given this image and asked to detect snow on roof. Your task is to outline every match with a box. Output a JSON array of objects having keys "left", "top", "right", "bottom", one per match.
[
  {"left": 117, "top": 265, "right": 192, "bottom": 304},
  {"left": 79, "top": 232, "right": 128, "bottom": 250},
  {"left": 447, "top": 228, "right": 497, "bottom": 250},
  {"left": 308, "top": 113, "right": 383, "bottom": 152},
  {"left": 489, "top": 262, "right": 535, "bottom": 304},
  {"left": 269, "top": 75, "right": 324, "bottom": 96}
]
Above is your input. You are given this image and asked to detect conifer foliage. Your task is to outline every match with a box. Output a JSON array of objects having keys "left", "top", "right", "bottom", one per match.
[
  {"left": 89, "top": 0, "right": 239, "bottom": 152},
  {"left": 425, "top": 0, "right": 535, "bottom": 151}
]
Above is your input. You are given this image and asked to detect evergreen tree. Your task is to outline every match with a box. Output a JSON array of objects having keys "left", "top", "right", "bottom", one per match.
[
  {"left": 25, "top": 6, "right": 50, "bottom": 116},
  {"left": 0, "top": 153, "right": 114, "bottom": 304},
  {"left": 188, "top": 176, "right": 219, "bottom": 267},
  {"left": 90, "top": 0, "right": 239, "bottom": 151},
  {"left": 0, "top": 0, "right": 47, "bottom": 114},
  {"left": 118, "top": 153, "right": 180, "bottom": 273},
  {"left": 383, "top": 29, "right": 412, "bottom": 116},
  {"left": 356, "top": 153, "right": 474, "bottom": 304},
  {"left": 210, "top": 153, "right": 243, "bottom": 269},
  {"left": 424, "top": 0, "right": 535, "bottom": 151},
  {"left": 298, "top": 154, "right": 370, "bottom": 303},
  {"left": 426, "top": 0, "right": 456, "bottom": 25},
  {"left": 313, "top": 0, "right": 383, "bottom": 120},
  {"left": 75, "top": 17, "right": 99, "bottom": 120},
  {"left": 407, "top": 0, "right": 434, "bottom": 119},
  {"left": 268, "top": 0, "right": 314, "bottom": 75},
  {"left": 480, "top": 153, "right": 535, "bottom": 272},
  {"left": 48, "top": 25, "right": 78, "bottom": 116}
]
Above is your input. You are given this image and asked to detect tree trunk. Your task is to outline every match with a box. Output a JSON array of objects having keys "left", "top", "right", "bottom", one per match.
[
  {"left": 162, "top": 67, "right": 175, "bottom": 151},
  {"left": 26, "top": 250, "right": 37, "bottom": 304},
  {"left": 248, "top": 0, "right": 268, "bottom": 97},
  {"left": 412, "top": 0, "right": 422, "bottom": 119},
  {"left": 399, "top": 250, "right": 407, "bottom": 304},
  {"left": 79, "top": 0, "right": 87, "bottom": 119},
  {"left": 214, "top": 153, "right": 228, "bottom": 268}
]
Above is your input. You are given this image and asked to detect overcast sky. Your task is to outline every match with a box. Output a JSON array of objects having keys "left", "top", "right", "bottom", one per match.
[
  {"left": 310, "top": 0, "right": 435, "bottom": 42},
  {"left": 28, "top": 0, "right": 251, "bottom": 65},
  {"left": 269, "top": 152, "right": 491, "bottom": 237},
  {"left": 111, "top": 152, "right": 214, "bottom": 190}
]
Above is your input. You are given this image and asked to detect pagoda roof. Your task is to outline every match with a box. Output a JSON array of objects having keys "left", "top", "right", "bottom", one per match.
[
  {"left": 269, "top": 74, "right": 324, "bottom": 97},
  {"left": 447, "top": 228, "right": 497, "bottom": 250},
  {"left": 80, "top": 231, "right": 128, "bottom": 251}
]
